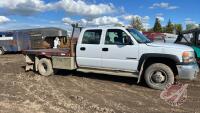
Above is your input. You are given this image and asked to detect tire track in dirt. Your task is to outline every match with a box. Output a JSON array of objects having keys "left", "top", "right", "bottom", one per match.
[
  {"left": 15, "top": 74, "right": 86, "bottom": 113},
  {"left": 0, "top": 54, "right": 200, "bottom": 113}
]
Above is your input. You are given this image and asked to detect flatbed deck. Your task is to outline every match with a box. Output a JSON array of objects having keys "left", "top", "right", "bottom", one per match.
[{"left": 23, "top": 48, "right": 71, "bottom": 57}]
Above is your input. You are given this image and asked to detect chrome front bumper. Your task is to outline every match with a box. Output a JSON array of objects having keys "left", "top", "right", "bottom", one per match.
[{"left": 177, "top": 63, "right": 199, "bottom": 80}]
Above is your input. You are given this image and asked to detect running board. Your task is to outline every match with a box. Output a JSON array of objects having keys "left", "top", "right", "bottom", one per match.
[{"left": 77, "top": 68, "right": 139, "bottom": 78}]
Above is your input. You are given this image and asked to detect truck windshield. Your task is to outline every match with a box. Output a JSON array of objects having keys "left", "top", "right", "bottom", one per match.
[{"left": 127, "top": 29, "right": 151, "bottom": 43}]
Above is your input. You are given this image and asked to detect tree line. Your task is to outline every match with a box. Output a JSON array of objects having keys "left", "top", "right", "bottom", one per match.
[{"left": 130, "top": 17, "right": 199, "bottom": 34}]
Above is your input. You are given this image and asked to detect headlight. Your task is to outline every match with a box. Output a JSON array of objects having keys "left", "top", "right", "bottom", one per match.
[{"left": 182, "top": 51, "right": 195, "bottom": 63}]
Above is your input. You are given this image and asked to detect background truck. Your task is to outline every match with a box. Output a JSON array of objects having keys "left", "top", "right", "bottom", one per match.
[
  {"left": 0, "top": 27, "right": 68, "bottom": 55},
  {"left": 23, "top": 27, "right": 199, "bottom": 90},
  {"left": 143, "top": 32, "right": 177, "bottom": 43},
  {"left": 175, "top": 28, "right": 200, "bottom": 63}
]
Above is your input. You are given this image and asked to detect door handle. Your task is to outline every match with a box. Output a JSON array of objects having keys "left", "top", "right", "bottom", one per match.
[
  {"left": 102, "top": 48, "right": 108, "bottom": 51},
  {"left": 80, "top": 47, "right": 86, "bottom": 51}
]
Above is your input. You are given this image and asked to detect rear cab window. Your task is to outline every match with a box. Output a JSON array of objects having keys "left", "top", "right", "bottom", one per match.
[{"left": 82, "top": 30, "right": 102, "bottom": 44}]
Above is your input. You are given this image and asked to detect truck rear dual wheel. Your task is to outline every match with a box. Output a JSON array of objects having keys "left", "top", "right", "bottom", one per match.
[
  {"left": 37, "top": 58, "right": 53, "bottom": 76},
  {"left": 144, "top": 63, "right": 174, "bottom": 90}
]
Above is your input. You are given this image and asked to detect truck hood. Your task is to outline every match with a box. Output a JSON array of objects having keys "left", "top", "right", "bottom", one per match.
[{"left": 146, "top": 42, "right": 193, "bottom": 51}]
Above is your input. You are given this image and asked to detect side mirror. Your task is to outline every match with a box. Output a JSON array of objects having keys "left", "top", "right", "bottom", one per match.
[{"left": 128, "top": 41, "right": 134, "bottom": 45}]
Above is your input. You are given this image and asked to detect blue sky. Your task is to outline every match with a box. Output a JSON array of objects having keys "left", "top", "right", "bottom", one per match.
[{"left": 0, "top": 0, "right": 199, "bottom": 31}]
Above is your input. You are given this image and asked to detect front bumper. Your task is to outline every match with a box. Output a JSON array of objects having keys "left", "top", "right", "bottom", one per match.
[{"left": 177, "top": 63, "right": 199, "bottom": 80}]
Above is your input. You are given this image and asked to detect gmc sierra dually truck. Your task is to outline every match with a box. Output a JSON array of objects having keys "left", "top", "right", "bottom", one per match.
[{"left": 23, "top": 27, "right": 199, "bottom": 90}]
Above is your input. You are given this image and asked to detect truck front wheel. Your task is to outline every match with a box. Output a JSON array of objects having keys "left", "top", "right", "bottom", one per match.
[
  {"left": 144, "top": 63, "right": 174, "bottom": 90},
  {"left": 37, "top": 58, "right": 53, "bottom": 76}
]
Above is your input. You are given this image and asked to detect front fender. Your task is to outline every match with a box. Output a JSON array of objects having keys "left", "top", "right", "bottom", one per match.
[{"left": 137, "top": 53, "right": 180, "bottom": 71}]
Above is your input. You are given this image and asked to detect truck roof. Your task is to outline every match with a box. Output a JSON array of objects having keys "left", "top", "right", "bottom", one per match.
[{"left": 82, "top": 27, "right": 127, "bottom": 30}]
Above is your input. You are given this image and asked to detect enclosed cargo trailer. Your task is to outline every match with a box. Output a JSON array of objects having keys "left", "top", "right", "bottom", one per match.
[
  {"left": 0, "top": 31, "right": 30, "bottom": 55},
  {"left": 0, "top": 27, "right": 68, "bottom": 55}
]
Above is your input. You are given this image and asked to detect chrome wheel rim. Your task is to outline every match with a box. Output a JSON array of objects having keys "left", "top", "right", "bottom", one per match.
[{"left": 150, "top": 70, "right": 167, "bottom": 84}]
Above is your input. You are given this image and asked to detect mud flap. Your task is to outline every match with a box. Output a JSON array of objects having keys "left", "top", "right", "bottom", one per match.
[
  {"left": 137, "top": 60, "right": 146, "bottom": 84},
  {"left": 25, "top": 55, "right": 34, "bottom": 71}
]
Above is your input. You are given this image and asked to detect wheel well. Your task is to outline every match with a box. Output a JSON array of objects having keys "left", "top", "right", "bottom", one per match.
[
  {"left": 143, "top": 57, "right": 178, "bottom": 76},
  {"left": 37, "top": 55, "right": 50, "bottom": 59}
]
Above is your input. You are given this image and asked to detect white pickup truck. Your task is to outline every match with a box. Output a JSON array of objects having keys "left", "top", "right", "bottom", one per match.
[{"left": 23, "top": 27, "right": 199, "bottom": 90}]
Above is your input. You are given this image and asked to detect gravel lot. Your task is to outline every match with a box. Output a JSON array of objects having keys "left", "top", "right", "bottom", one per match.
[{"left": 0, "top": 54, "right": 200, "bottom": 113}]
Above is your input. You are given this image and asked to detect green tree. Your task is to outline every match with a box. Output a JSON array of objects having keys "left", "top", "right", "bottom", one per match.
[
  {"left": 131, "top": 17, "right": 143, "bottom": 31},
  {"left": 174, "top": 24, "right": 183, "bottom": 34},
  {"left": 153, "top": 18, "right": 162, "bottom": 32},
  {"left": 114, "top": 23, "right": 123, "bottom": 27},
  {"left": 162, "top": 26, "right": 166, "bottom": 33},
  {"left": 165, "top": 19, "right": 174, "bottom": 33},
  {"left": 186, "top": 24, "right": 198, "bottom": 30},
  {"left": 147, "top": 28, "right": 153, "bottom": 32}
]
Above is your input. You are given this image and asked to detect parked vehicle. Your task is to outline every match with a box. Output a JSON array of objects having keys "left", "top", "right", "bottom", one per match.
[
  {"left": 175, "top": 28, "right": 200, "bottom": 62},
  {"left": 143, "top": 32, "right": 177, "bottom": 43},
  {"left": 143, "top": 32, "right": 165, "bottom": 42},
  {"left": 0, "top": 31, "right": 30, "bottom": 55},
  {"left": 23, "top": 27, "right": 199, "bottom": 90},
  {"left": 163, "top": 33, "right": 177, "bottom": 43},
  {"left": 0, "top": 27, "right": 68, "bottom": 55}
]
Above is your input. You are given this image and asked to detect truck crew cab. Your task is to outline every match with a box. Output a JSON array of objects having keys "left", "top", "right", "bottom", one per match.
[{"left": 23, "top": 27, "right": 199, "bottom": 90}]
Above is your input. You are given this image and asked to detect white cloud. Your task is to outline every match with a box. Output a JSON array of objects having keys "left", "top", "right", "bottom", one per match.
[
  {"left": 62, "top": 17, "right": 75, "bottom": 25},
  {"left": 155, "top": 13, "right": 165, "bottom": 22},
  {"left": 62, "top": 16, "right": 123, "bottom": 26},
  {"left": 122, "top": 15, "right": 150, "bottom": 29},
  {"left": 143, "top": 23, "right": 150, "bottom": 30},
  {"left": 88, "top": 16, "right": 122, "bottom": 25},
  {"left": 0, "top": 16, "right": 10, "bottom": 24},
  {"left": 156, "top": 16, "right": 164, "bottom": 22},
  {"left": 150, "top": 2, "right": 178, "bottom": 10},
  {"left": 185, "top": 18, "right": 199, "bottom": 29},
  {"left": 123, "top": 15, "right": 138, "bottom": 21},
  {"left": 0, "top": 0, "right": 115, "bottom": 16},
  {"left": 185, "top": 18, "right": 196, "bottom": 24},
  {"left": 143, "top": 16, "right": 150, "bottom": 22},
  {"left": 58, "top": 0, "right": 115, "bottom": 16},
  {"left": 80, "top": 19, "right": 88, "bottom": 25},
  {"left": 0, "top": 0, "right": 54, "bottom": 15},
  {"left": 123, "top": 15, "right": 150, "bottom": 22}
]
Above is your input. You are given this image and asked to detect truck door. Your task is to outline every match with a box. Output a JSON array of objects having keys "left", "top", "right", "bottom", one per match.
[
  {"left": 76, "top": 29, "right": 102, "bottom": 68},
  {"left": 101, "top": 29, "right": 139, "bottom": 71}
]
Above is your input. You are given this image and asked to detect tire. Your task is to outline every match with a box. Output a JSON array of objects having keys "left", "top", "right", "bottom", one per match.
[
  {"left": 144, "top": 63, "right": 174, "bottom": 90},
  {"left": 0, "top": 48, "right": 5, "bottom": 55},
  {"left": 37, "top": 58, "right": 53, "bottom": 76}
]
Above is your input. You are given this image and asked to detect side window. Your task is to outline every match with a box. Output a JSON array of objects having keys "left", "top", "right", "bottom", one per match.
[
  {"left": 105, "top": 29, "right": 132, "bottom": 45},
  {"left": 82, "top": 30, "right": 102, "bottom": 44}
]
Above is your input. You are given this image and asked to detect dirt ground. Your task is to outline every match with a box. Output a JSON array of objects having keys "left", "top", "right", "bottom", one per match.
[{"left": 0, "top": 54, "right": 200, "bottom": 113}]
